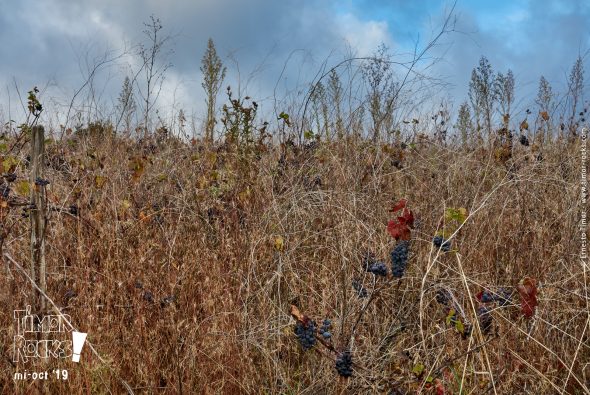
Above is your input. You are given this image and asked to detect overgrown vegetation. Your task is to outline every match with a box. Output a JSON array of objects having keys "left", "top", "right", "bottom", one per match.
[{"left": 0, "top": 28, "right": 588, "bottom": 395}]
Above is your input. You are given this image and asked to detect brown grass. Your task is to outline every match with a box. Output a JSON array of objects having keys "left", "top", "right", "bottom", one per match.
[{"left": 0, "top": 126, "right": 588, "bottom": 394}]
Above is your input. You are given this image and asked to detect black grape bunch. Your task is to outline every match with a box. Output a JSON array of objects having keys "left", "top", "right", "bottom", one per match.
[
  {"left": 320, "top": 319, "right": 332, "bottom": 340},
  {"left": 335, "top": 350, "right": 353, "bottom": 377},
  {"left": 391, "top": 241, "right": 410, "bottom": 278},
  {"left": 363, "top": 251, "right": 389, "bottom": 277},
  {"left": 294, "top": 319, "right": 317, "bottom": 351},
  {"left": 477, "top": 306, "right": 493, "bottom": 334},
  {"left": 478, "top": 288, "right": 513, "bottom": 306},
  {"left": 432, "top": 235, "right": 451, "bottom": 252},
  {"left": 435, "top": 288, "right": 452, "bottom": 306}
]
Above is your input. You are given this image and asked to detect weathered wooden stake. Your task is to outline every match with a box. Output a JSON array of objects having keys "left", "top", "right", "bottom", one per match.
[{"left": 30, "top": 125, "right": 47, "bottom": 314}]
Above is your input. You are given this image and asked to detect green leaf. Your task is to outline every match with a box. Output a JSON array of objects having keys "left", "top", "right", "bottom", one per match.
[
  {"left": 304, "top": 130, "right": 315, "bottom": 140},
  {"left": 94, "top": 175, "right": 107, "bottom": 189},
  {"left": 445, "top": 207, "right": 468, "bottom": 224},
  {"left": 455, "top": 319, "right": 465, "bottom": 334},
  {"left": 15, "top": 180, "right": 30, "bottom": 196},
  {"left": 446, "top": 309, "right": 456, "bottom": 326},
  {"left": 412, "top": 363, "right": 425, "bottom": 377},
  {"left": 2, "top": 156, "right": 19, "bottom": 173}
]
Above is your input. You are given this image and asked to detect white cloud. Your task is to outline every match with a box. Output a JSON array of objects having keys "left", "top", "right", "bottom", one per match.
[{"left": 336, "top": 13, "right": 392, "bottom": 56}]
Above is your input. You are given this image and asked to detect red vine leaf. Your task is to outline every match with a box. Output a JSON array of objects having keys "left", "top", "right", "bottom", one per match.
[
  {"left": 517, "top": 277, "right": 538, "bottom": 318},
  {"left": 387, "top": 199, "right": 414, "bottom": 240},
  {"left": 398, "top": 209, "right": 414, "bottom": 227},
  {"left": 390, "top": 199, "right": 407, "bottom": 213},
  {"left": 435, "top": 379, "right": 446, "bottom": 395}
]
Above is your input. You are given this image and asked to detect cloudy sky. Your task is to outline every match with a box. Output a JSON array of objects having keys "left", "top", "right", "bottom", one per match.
[{"left": 0, "top": 0, "right": 588, "bottom": 129}]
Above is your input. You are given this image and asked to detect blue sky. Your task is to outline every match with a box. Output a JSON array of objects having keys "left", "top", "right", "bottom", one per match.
[{"left": 0, "top": 0, "right": 588, "bottom": 129}]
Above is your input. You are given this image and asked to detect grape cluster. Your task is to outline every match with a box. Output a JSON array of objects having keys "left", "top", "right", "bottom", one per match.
[
  {"left": 352, "top": 279, "right": 368, "bottom": 298},
  {"left": 68, "top": 205, "right": 79, "bottom": 217},
  {"left": 320, "top": 319, "right": 332, "bottom": 340},
  {"left": 368, "top": 261, "right": 388, "bottom": 277},
  {"left": 477, "top": 306, "right": 493, "bottom": 334},
  {"left": 0, "top": 184, "right": 10, "bottom": 198},
  {"left": 294, "top": 320, "right": 317, "bottom": 351},
  {"left": 520, "top": 135, "right": 530, "bottom": 146},
  {"left": 435, "top": 289, "right": 451, "bottom": 305},
  {"left": 391, "top": 241, "right": 410, "bottom": 278},
  {"left": 143, "top": 290, "right": 154, "bottom": 303},
  {"left": 479, "top": 290, "right": 495, "bottom": 303},
  {"left": 34, "top": 177, "right": 50, "bottom": 187},
  {"left": 432, "top": 236, "right": 451, "bottom": 252},
  {"left": 479, "top": 288, "right": 512, "bottom": 306},
  {"left": 335, "top": 351, "right": 353, "bottom": 377}
]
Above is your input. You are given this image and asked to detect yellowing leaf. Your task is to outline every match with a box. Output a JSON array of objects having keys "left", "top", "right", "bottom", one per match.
[
  {"left": 540, "top": 111, "right": 549, "bottom": 121},
  {"left": 412, "top": 363, "right": 425, "bottom": 377},
  {"left": 2, "top": 156, "right": 19, "bottom": 173},
  {"left": 455, "top": 319, "right": 465, "bottom": 334},
  {"left": 445, "top": 309, "right": 456, "bottom": 326},
  {"left": 520, "top": 120, "right": 529, "bottom": 131},
  {"left": 121, "top": 200, "right": 131, "bottom": 211},
  {"left": 206, "top": 152, "right": 217, "bottom": 167},
  {"left": 274, "top": 236, "right": 284, "bottom": 251},
  {"left": 94, "top": 175, "right": 107, "bottom": 189},
  {"left": 129, "top": 157, "right": 145, "bottom": 181},
  {"left": 238, "top": 187, "right": 251, "bottom": 203},
  {"left": 445, "top": 207, "right": 468, "bottom": 224},
  {"left": 15, "top": 180, "right": 30, "bottom": 196}
]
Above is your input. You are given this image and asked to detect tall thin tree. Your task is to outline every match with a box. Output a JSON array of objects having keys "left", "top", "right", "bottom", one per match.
[{"left": 200, "top": 38, "right": 226, "bottom": 142}]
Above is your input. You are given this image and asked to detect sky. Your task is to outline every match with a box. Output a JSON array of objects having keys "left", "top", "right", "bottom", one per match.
[{"left": 0, "top": 0, "right": 588, "bottom": 131}]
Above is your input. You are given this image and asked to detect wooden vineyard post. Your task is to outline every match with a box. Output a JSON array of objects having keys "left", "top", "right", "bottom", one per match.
[{"left": 30, "top": 125, "right": 47, "bottom": 314}]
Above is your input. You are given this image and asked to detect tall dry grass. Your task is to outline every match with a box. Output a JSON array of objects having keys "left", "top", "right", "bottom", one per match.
[{"left": 0, "top": 124, "right": 588, "bottom": 394}]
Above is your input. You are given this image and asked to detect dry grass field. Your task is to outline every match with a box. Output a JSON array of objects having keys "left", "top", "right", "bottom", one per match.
[{"left": 0, "top": 115, "right": 588, "bottom": 393}]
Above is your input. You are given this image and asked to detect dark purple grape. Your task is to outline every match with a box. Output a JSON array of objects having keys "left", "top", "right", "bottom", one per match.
[
  {"left": 479, "top": 290, "right": 495, "bottom": 303},
  {"left": 335, "top": 351, "right": 353, "bottom": 377},
  {"left": 391, "top": 241, "right": 410, "bottom": 278},
  {"left": 477, "top": 306, "right": 493, "bottom": 334},
  {"left": 143, "top": 290, "right": 154, "bottom": 303},
  {"left": 34, "top": 177, "right": 50, "bottom": 187},
  {"left": 435, "top": 289, "right": 451, "bottom": 305},
  {"left": 433, "top": 236, "right": 451, "bottom": 252},
  {"left": 0, "top": 184, "right": 10, "bottom": 198},
  {"left": 368, "top": 261, "right": 388, "bottom": 277},
  {"left": 68, "top": 205, "right": 79, "bottom": 216},
  {"left": 320, "top": 319, "right": 332, "bottom": 339},
  {"left": 294, "top": 320, "right": 316, "bottom": 351}
]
